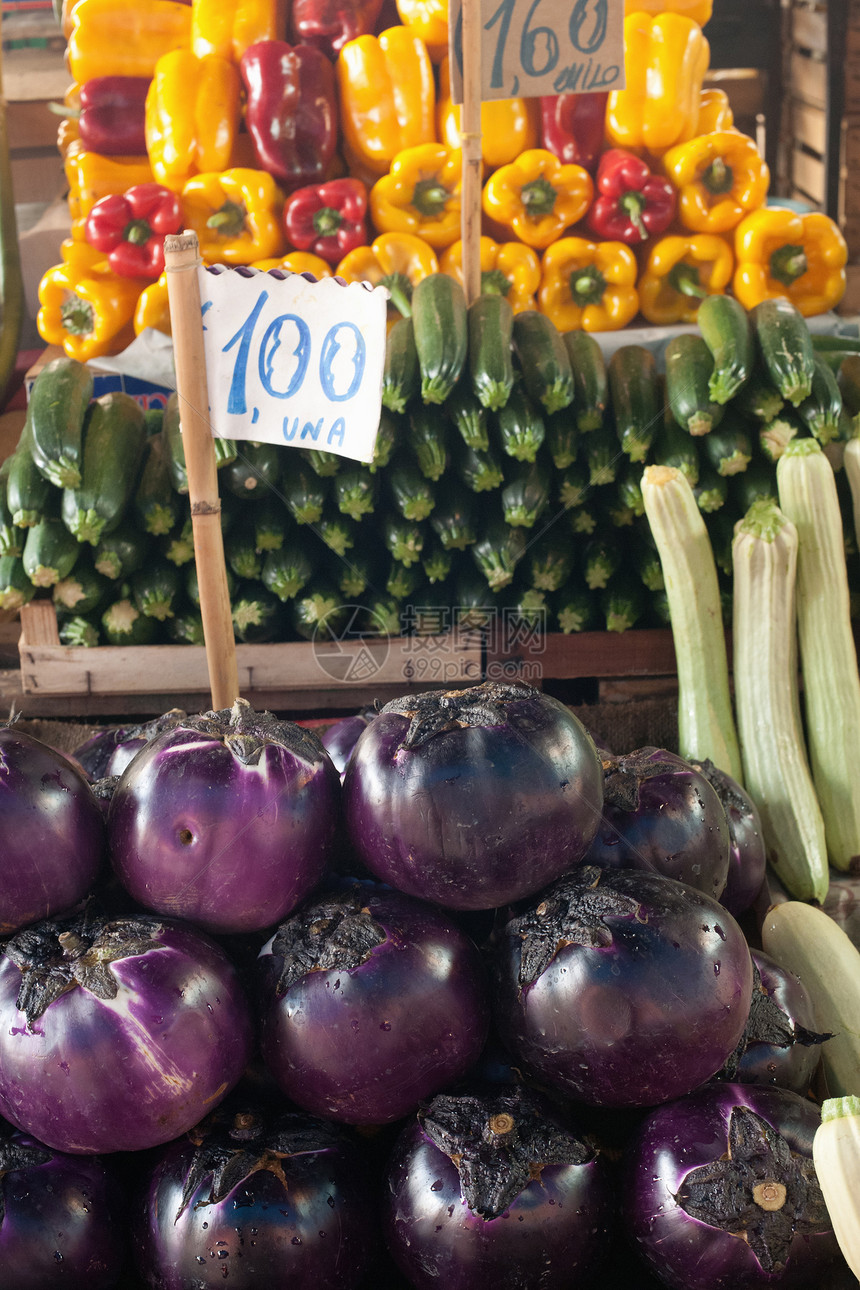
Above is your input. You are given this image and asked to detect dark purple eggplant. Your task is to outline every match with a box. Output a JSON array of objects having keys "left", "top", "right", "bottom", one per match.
[
  {"left": 257, "top": 881, "right": 490, "bottom": 1124},
  {"left": 382, "top": 1086, "right": 613, "bottom": 1289},
  {"left": 492, "top": 865, "right": 753, "bottom": 1107},
  {"left": 342, "top": 681, "right": 604, "bottom": 910},
  {"left": 133, "top": 1102, "right": 378, "bottom": 1289},
  {"left": 624, "top": 1082, "right": 854, "bottom": 1289},
  {"left": 690, "top": 757, "right": 768, "bottom": 917},
  {"left": 320, "top": 709, "right": 376, "bottom": 776},
  {"left": 107, "top": 699, "right": 340, "bottom": 934},
  {"left": 585, "top": 746, "right": 731, "bottom": 900}
]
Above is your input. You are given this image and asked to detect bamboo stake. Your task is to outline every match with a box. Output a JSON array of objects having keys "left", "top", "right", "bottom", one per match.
[
  {"left": 164, "top": 231, "right": 239, "bottom": 711},
  {"left": 459, "top": 0, "right": 483, "bottom": 307}
]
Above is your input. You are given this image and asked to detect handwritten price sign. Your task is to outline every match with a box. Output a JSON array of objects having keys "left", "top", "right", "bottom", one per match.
[
  {"left": 448, "top": 0, "right": 624, "bottom": 103},
  {"left": 198, "top": 267, "right": 388, "bottom": 464}
]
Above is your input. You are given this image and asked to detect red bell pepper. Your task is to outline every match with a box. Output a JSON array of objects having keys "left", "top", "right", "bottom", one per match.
[
  {"left": 539, "top": 93, "right": 609, "bottom": 174},
  {"left": 283, "top": 178, "right": 368, "bottom": 264},
  {"left": 239, "top": 41, "right": 337, "bottom": 192},
  {"left": 84, "top": 183, "right": 183, "bottom": 279},
  {"left": 587, "top": 148, "right": 677, "bottom": 246},
  {"left": 77, "top": 77, "right": 150, "bottom": 156},
  {"left": 289, "top": 0, "right": 383, "bottom": 60}
]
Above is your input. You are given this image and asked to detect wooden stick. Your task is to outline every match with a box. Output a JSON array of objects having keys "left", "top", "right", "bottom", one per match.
[
  {"left": 460, "top": 0, "right": 483, "bottom": 307},
  {"left": 164, "top": 231, "right": 240, "bottom": 711}
]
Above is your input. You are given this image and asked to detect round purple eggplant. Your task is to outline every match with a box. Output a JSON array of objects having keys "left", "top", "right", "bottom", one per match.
[
  {"left": 342, "top": 681, "right": 604, "bottom": 910},
  {"left": 382, "top": 1086, "right": 613, "bottom": 1289},
  {"left": 716, "top": 948, "right": 828, "bottom": 1096},
  {"left": 0, "top": 911, "right": 253, "bottom": 1154},
  {"left": 585, "top": 746, "right": 731, "bottom": 900},
  {"left": 690, "top": 757, "right": 768, "bottom": 917},
  {"left": 624, "top": 1082, "right": 854, "bottom": 1289},
  {"left": 492, "top": 865, "right": 753, "bottom": 1107},
  {"left": 133, "top": 1102, "right": 378, "bottom": 1289},
  {"left": 0, "top": 1122, "right": 127, "bottom": 1290},
  {"left": 258, "top": 881, "right": 490, "bottom": 1123},
  {"left": 321, "top": 709, "right": 376, "bottom": 776},
  {"left": 107, "top": 698, "right": 340, "bottom": 933},
  {"left": 0, "top": 726, "right": 105, "bottom": 936}
]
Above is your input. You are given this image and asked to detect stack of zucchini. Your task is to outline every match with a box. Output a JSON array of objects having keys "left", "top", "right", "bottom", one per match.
[{"left": 2, "top": 282, "right": 858, "bottom": 647}]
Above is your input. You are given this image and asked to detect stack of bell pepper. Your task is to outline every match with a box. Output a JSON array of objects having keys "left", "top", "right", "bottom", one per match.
[{"left": 40, "top": 0, "right": 848, "bottom": 362}]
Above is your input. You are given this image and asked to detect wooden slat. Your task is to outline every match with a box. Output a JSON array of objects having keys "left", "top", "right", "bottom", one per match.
[
  {"left": 792, "top": 5, "right": 828, "bottom": 55},
  {"left": 485, "top": 628, "right": 678, "bottom": 681},
  {"left": 790, "top": 49, "right": 828, "bottom": 109},
  {"left": 791, "top": 99, "right": 827, "bottom": 156},
  {"left": 791, "top": 145, "right": 826, "bottom": 203}
]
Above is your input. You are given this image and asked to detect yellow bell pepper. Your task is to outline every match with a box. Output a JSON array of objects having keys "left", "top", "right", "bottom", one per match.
[
  {"left": 606, "top": 13, "right": 710, "bottom": 155},
  {"left": 696, "top": 87, "right": 734, "bottom": 134},
  {"left": 252, "top": 252, "right": 334, "bottom": 277},
  {"left": 538, "top": 237, "right": 639, "bottom": 332},
  {"left": 440, "top": 237, "right": 541, "bottom": 313},
  {"left": 638, "top": 232, "right": 734, "bottom": 324},
  {"left": 336, "top": 232, "right": 438, "bottom": 318},
  {"left": 482, "top": 149, "right": 593, "bottom": 250},
  {"left": 191, "top": 0, "right": 278, "bottom": 61},
  {"left": 624, "top": 0, "right": 712, "bottom": 24},
  {"left": 370, "top": 144, "right": 462, "bottom": 249},
  {"left": 181, "top": 169, "right": 286, "bottom": 265},
  {"left": 64, "top": 141, "right": 154, "bottom": 235},
  {"left": 733, "top": 208, "right": 847, "bottom": 316},
  {"left": 67, "top": 0, "right": 191, "bottom": 83},
  {"left": 436, "top": 56, "right": 539, "bottom": 173},
  {"left": 337, "top": 28, "right": 436, "bottom": 177},
  {"left": 396, "top": 0, "right": 449, "bottom": 60},
  {"left": 662, "top": 131, "right": 770, "bottom": 234},
  {"left": 145, "top": 50, "right": 241, "bottom": 192},
  {"left": 38, "top": 240, "right": 144, "bottom": 361},
  {"left": 134, "top": 272, "right": 171, "bottom": 336}
]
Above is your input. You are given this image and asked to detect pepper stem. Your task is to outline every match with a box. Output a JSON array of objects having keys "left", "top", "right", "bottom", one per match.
[
  {"left": 770, "top": 243, "right": 808, "bottom": 287},
  {"left": 520, "top": 176, "right": 558, "bottom": 217},
  {"left": 60, "top": 295, "right": 95, "bottom": 336},
  {"left": 411, "top": 178, "right": 452, "bottom": 218},
  {"left": 702, "top": 156, "right": 734, "bottom": 194},
  {"left": 481, "top": 268, "right": 512, "bottom": 296},
  {"left": 123, "top": 218, "right": 153, "bottom": 246},
  {"left": 379, "top": 271, "right": 413, "bottom": 318},
  {"left": 667, "top": 262, "right": 708, "bottom": 299},
  {"left": 312, "top": 205, "right": 344, "bottom": 238},
  {"left": 570, "top": 266, "right": 607, "bottom": 307},
  {"left": 207, "top": 200, "right": 248, "bottom": 239},
  {"left": 619, "top": 190, "right": 648, "bottom": 241}
]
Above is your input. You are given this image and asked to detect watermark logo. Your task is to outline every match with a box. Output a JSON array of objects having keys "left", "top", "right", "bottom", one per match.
[{"left": 311, "top": 604, "right": 391, "bottom": 682}]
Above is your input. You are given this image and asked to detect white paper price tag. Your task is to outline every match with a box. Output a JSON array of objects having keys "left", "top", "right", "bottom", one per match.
[
  {"left": 448, "top": 0, "right": 624, "bottom": 104},
  {"left": 198, "top": 267, "right": 388, "bottom": 464}
]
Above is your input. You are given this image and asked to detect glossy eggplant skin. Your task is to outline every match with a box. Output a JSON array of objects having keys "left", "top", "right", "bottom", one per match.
[
  {"left": 492, "top": 866, "right": 753, "bottom": 1108},
  {"left": 690, "top": 758, "right": 767, "bottom": 917},
  {"left": 624, "top": 1083, "right": 854, "bottom": 1290},
  {"left": 0, "top": 1127, "right": 127, "bottom": 1290},
  {"left": 382, "top": 1103, "right": 613, "bottom": 1290},
  {"left": 258, "top": 883, "right": 490, "bottom": 1124},
  {"left": 134, "top": 1112, "right": 377, "bottom": 1290},
  {"left": 585, "top": 747, "right": 731, "bottom": 900},
  {"left": 733, "top": 948, "right": 824, "bottom": 1095},
  {"left": 342, "top": 684, "right": 604, "bottom": 910}
]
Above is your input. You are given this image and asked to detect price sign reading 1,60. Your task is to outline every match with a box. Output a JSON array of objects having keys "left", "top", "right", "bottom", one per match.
[{"left": 449, "top": 0, "right": 624, "bottom": 104}]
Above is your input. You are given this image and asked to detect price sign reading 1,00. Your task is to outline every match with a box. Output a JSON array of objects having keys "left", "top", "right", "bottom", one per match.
[{"left": 450, "top": 0, "right": 624, "bottom": 103}]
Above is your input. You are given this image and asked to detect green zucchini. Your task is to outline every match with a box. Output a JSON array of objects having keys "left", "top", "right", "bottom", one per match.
[
  {"left": 0, "top": 554, "right": 34, "bottom": 611},
  {"left": 412, "top": 273, "right": 468, "bottom": 404},
  {"left": 731, "top": 459, "right": 778, "bottom": 514},
  {"left": 753, "top": 297, "right": 815, "bottom": 406},
  {"left": 701, "top": 413, "right": 754, "bottom": 477},
  {"left": 232, "top": 581, "right": 284, "bottom": 643},
  {"left": 317, "top": 512, "right": 358, "bottom": 558},
  {"left": 0, "top": 456, "right": 24, "bottom": 556},
  {"left": 664, "top": 333, "right": 723, "bottom": 437},
  {"left": 758, "top": 409, "right": 802, "bottom": 462},
  {"left": 495, "top": 384, "right": 545, "bottom": 462},
  {"left": 253, "top": 495, "right": 288, "bottom": 552},
  {"left": 652, "top": 403, "right": 700, "bottom": 487},
  {"left": 369, "top": 408, "right": 399, "bottom": 472},
  {"left": 453, "top": 566, "right": 499, "bottom": 632},
  {"left": 134, "top": 432, "right": 180, "bottom": 536},
  {"left": 222, "top": 441, "right": 281, "bottom": 500},
  {"left": 410, "top": 580, "right": 455, "bottom": 634},
  {"left": 447, "top": 381, "right": 489, "bottom": 451},
  {"left": 226, "top": 521, "right": 262, "bottom": 582},
  {"left": 163, "top": 392, "right": 236, "bottom": 492},
  {"left": 93, "top": 520, "right": 151, "bottom": 581},
  {"left": 383, "top": 516, "right": 425, "bottom": 566},
  {"left": 468, "top": 293, "right": 515, "bottom": 411},
  {"left": 503, "top": 584, "right": 547, "bottom": 632},
  {"left": 27, "top": 355, "right": 93, "bottom": 488},
  {"left": 359, "top": 594, "right": 402, "bottom": 638},
  {"left": 7, "top": 413, "right": 52, "bottom": 528},
  {"left": 566, "top": 498, "right": 597, "bottom": 535},
  {"left": 101, "top": 596, "right": 159, "bottom": 645},
  {"left": 131, "top": 559, "right": 181, "bottom": 621},
  {"left": 600, "top": 571, "right": 644, "bottom": 633},
  {"left": 428, "top": 484, "right": 477, "bottom": 550},
  {"left": 455, "top": 440, "right": 504, "bottom": 494},
  {"left": 59, "top": 615, "right": 100, "bottom": 647},
  {"left": 385, "top": 556, "right": 421, "bottom": 602},
  {"left": 471, "top": 518, "right": 527, "bottom": 591},
  {"left": 733, "top": 365, "right": 785, "bottom": 423},
  {"left": 583, "top": 422, "right": 619, "bottom": 487},
  {"left": 409, "top": 406, "right": 448, "bottom": 481},
  {"left": 501, "top": 458, "right": 551, "bottom": 528},
  {"left": 22, "top": 514, "right": 79, "bottom": 587},
  {"left": 613, "top": 461, "right": 645, "bottom": 519},
  {"left": 62, "top": 392, "right": 147, "bottom": 545},
  {"left": 283, "top": 463, "right": 327, "bottom": 525},
  {"left": 553, "top": 583, "right": 598, "bottom": 633},
  {"left": 334, "top": 464, "right": 377, "bottom": 520},
  {"left": 335, "top": 549, "right": 375, "bottom": 599},
  {"left": 837, "top": 353, "right": 860, "bottom": 418},
  {"left": 633, "top": 523, "right": 664, "bottom": 591},
  {"left": 608, "top": 345, "right": 660, "bottom": 463},
  {"left": 167, "top": 608, "right": 205, "bottom": 645},
  {"left": 582, "top": 532, "right": 622, "bottom": 590},
  {"left": 53, "top": 554, "right": 111, "bottom": 617},
  {"left": 186, "top": 561, "right": 235, "bottom": 609},
  {"left": 545, "top": 410, "right": 578, "bottom": 470},
  {"left": 797, "top": 354, "right": 843, "bottom": 445},
  {"left": 290, "top": 583, "right": 348, "bottom": 641},
  {"left": 705, "top": 508, "right": 736, "bottom": 577},
  {"left": 261, "top": 540, "right": 316, "bottom": 602},
  {"left": 388, "top": 457, "right": 435, "bottom": 521},
  {"left": 512, "top": 310, "right": 574, "bottom": 415},
  {"left": 382, "top": 316, "right": 420, "bottom": 413},
  {"left": 421, "top": 539, "right": 452, "bottom": 585},
  {"left": 564, "top": 330, "right": 607, "bottom": 432},
  {"left": 301, "top": 448, "right": 341, "bottom": 477},
  {"left": 696, "top": 293, "right": 755, "bottom": 404},
  {"left": 527, "top": 530, "right": 574, "bottom": 592},
  {"left": 692, "top": 464, "right": 729, "bottom": 513},
  {"left": 557, "top": 462, "right": 590, "bottom": 511}
]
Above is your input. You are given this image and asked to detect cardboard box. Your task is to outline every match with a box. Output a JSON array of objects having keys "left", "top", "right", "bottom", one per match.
[{"left": 26, "top": 346, "right": 174, "bottom": 413}]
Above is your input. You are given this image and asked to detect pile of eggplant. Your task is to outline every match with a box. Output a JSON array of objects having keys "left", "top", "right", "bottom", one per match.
[{"left": 0, "top": 681, "right": 853, "bottom": 1290}]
